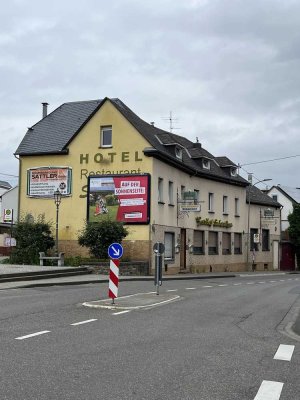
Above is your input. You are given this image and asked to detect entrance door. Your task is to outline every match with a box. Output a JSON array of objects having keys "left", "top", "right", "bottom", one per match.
[
  {"left": 273, "top": 240, "right": 279, "bottom": 270},
  {"left": 280, "top": 242, "right": 295, "bottom": 271},
  {"left": 180, "top": 228, "right": 186, "bottom": 270}
]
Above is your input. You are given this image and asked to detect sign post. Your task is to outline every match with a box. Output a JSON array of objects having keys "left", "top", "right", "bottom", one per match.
[
  {"left": 153, "top": 242, "right": 164, "bottom": 295},
  {"left": 108, "top": 243, "right": 123, "bottom": 305}
]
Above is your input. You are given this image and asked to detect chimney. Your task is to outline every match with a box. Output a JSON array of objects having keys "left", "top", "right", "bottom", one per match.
[{"left": 42, "top": 102, "right": 49, "bottom": 118}]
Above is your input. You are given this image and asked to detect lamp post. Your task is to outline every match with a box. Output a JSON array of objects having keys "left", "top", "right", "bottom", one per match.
[
  {"left": 246, "top": 176, "right": 272, "bottom": 270},
  {"left": 54, "top": 189, "right": 62, "bottom": 257}
]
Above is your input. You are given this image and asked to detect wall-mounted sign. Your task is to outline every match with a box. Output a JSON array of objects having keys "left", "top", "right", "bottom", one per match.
[
  {"left": 27, "top": 167, "right": 72, "bottom": 197},
  {"left": 5, "top": 237, "right": 16, "bottom": 247},
  {"left": 87, "top": 174, "right": 150, "bottom": 224},
  {"left": 179, "top": 204, "right": 201, "bottom": 212},
  {"left": 3, "top": 209, "right": 13, "bottom": 222}
]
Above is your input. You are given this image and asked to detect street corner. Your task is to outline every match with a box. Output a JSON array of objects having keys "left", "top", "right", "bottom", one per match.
[{"left": 82, "top": 291, "right": 181, "bottom": 310}]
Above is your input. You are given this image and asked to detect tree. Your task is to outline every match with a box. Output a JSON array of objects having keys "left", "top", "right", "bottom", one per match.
[
  {"left": 11, "top": 214, "right": 55, "bottom": 264},
  {"left": 78, "top": 219, "right": 128, "bottom": 259},
  {"left": 288, "top": 203, "right": 300, "bottom": 269}
]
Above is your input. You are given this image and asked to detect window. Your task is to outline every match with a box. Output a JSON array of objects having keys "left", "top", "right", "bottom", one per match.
[
  {"left": 222, "top": 232, "right": 231, "bottom": 255},
  {"left": 272, "top": 194, "right": 278, "bottom": 202},
  {"left": 231, "top": 167, "right": 237, "bottom": 177},
  {"left": 175, "top": 146, "right": 183, "bottom": 160},
  {"left": 193, "top": 230, "right": 204, "bottom": 255},
  {"left": 100, "top": 126, "right": 112, "bottom": 147},
  {"left": 223, "top": 196, "right": 228, "bottom": 214},
  {"left": 250, "top": 228, "right": 259, "bottom": 251},
  {"left": 234, "top": 198, "right": 239, "bottom": 216},
  {"left": 164, "top": 232, "right": 175, "bottom": 260},
  {"left": 158, "top": 178, "right": 164, "bottom": 203},
  {"left": 208, "top": 231, "right": 218, "bottom": 255},
  {"left": 202, "top": 159, "right": 210, "bottom": 169},
  {"left": 234, "top": 233, "right": 242, "bottom": 254},
  {"left": 181, "top": 185, "right": 185, "bottom": 200},
  {"left": 168, "top": 181, "right": 174, "bottom": 205},
  {"left": 262, "top": 229, "right": 270, "bottom": 251},
  {"left": 194, "top": 189, "right": 199, "bottom": 203},
  {"left": 208, "top": 193, "right": 214, "bottom": 212}
]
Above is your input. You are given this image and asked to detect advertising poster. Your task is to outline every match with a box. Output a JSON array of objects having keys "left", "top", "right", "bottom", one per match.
[
  {"left": 87, "top": 174, "right": 150, "bottom": 224},
  {"left": 27, "top": 167, "right": 72, "bottom": 197}
]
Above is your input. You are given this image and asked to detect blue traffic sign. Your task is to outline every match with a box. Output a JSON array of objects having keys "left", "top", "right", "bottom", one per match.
[{"left": 108, "top": 243, "right": 123, "bottom": 259}]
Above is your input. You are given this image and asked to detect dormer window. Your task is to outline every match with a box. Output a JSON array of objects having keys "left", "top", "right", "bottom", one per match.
[
  {"left": 202, "top": 159, "right": 210, "bottom": 170},
  {"left": 231, "top": 167, "right": 237, "bottom": 177},
  {"left": 175, "top": 146, "right": 183, "bottom": 160}
]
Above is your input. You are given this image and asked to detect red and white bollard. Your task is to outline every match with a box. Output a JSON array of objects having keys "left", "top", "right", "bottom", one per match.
[{"left": 108, "top": 259, "right": 119, "bottom": 304}]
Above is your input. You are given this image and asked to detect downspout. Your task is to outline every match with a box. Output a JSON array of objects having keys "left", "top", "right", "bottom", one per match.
[{"left": 14, "top": 154, "right": 21, "bottom": 222}]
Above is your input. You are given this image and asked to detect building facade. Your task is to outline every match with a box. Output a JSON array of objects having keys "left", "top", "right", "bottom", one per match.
[{"left": 15, "top": 98, "right": 281, "bottom": 273}]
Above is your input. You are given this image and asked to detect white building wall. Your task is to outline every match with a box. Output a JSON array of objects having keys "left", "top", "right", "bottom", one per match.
[
  {"left": 267, "top": 187, "right": 292, "bottom": 231},
  {"left": 0, "top": 186, "right": 18, "bottom": 223}
]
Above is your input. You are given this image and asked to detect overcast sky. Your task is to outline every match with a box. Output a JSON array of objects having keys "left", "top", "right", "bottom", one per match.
[{"left": 1, "top": 0, "right": 300, "bottom": 189}]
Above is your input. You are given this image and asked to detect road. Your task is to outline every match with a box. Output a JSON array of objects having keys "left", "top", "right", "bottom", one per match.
[{"left": 0, "top": 274, "right": 300, "bottom": 399}]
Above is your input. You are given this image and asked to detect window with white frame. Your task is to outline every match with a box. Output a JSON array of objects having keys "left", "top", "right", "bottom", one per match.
[
  {"left": 208, "top": 192, "right": 214, "bottom": 212},
  {"left": 223, "top": 196, "right": 228, "bottom": 214},
  {"left": 193, "top": 230, "right": 204, "bottom": 255},
  {"left": 208, "top": 231, "right": 218, "bottom": 255},
  {"left": 222, "top": 232, "right": 231, "bottom": 255},
  {"left": 100, "top": 126, "right": 112, "bottom": 147},
  {"left": 202, "top": 159, "right": 210, "bottom": 169},
  {"left": 168, "top": 181, "right": 174, "bottom": 205},
  {"left": 234, "top": 198, "right": 239, "bottom": 216},
  {"left": 164, "top": 232, "right": 175, "bottom": 260},
  {"left": 175, "top": 146, "right": 183, "bottom": 160},
  {"left": 158, "top": 178, "right": 164, "bottom": 203}
]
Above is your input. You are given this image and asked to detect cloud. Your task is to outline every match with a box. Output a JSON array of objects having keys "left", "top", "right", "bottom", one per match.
[{"left": 0, "top": 0, "right": 300, "bottom": 187}]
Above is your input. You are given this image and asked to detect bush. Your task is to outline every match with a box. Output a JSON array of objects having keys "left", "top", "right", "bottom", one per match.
[
  {"left": 10, "top": 214, "right": 55, "bottom": 265},
  {"left": 78, "top": 219, "right": 128, "bottom": 259}
]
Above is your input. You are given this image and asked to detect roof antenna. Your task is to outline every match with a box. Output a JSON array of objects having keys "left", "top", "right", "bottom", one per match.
[{"left": 162, "top": 111, "right": 180, "bottom": 133}]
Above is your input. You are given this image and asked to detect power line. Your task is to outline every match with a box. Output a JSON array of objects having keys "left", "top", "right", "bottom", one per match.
[{"left": 240, "top": 154, "right": 300, "bottom": 167}]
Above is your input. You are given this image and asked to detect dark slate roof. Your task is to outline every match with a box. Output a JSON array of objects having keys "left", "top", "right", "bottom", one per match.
[
  {"left": 215, "top": 156, "right": 237, "bottom": 167},
  {"left": 247, "top": 186, "right": 281, "bottom": 207},
  {"left": 0, "top": 180, "right": 12, "bottom": 189},
  {"left": 16, "top": 97, "right": 249, "bottom": 186},
  {"left": 15, "top": 100, "right": 104, "bottom": 155}
]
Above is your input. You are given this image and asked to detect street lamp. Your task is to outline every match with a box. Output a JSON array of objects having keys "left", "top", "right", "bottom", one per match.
[
  {"left": 246, "top": 176, "right": 272, "bottom": 270},
  {"left": 54, "top": 189, "right": 62, "bottom": 257}
]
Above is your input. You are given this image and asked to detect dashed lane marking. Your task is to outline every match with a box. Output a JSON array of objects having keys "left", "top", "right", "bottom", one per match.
[
  {"left": 254, "top": 380, "right": 283, "bottom": 400},
  {"left": 71, "top": 319, "right": 97, "bottom": 326},
  {"left": 112, "top": 310, "right": 131, "bottom": 315},
  {"left": 15, "top": 330, "right": 51, "bottom": 340},
  {"left": 166, "top": 289, "right": 178, "bottom": 292},
  {"left": 203, "top": 285, "right": 213, "bottom": 288},
  {"left": 274, "top": 344, "right": 295, "bottom": 361},
  {"left": 258, "top": 282, "right": 266, "bottom": 284},
  {"left": 218, "top": 284, "right": 228, "bottom": 287},
  {"left": 247, "top": 282, "right": 254, "bottom": 285},
  {"left": 233, "top": 283, "right": 242, "bottom": 285},
  {"left": 185, "top": 287, "right": 196, "bottom": 290}
]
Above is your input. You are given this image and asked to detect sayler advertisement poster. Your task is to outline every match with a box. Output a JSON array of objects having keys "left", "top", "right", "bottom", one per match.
[{"left": 87, "top": 174, "right": 150, "bottom": 224}]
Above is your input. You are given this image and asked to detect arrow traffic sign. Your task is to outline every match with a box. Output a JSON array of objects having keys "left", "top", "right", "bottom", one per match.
[{"left": 108, "top": 243, "right": 123, "bottom": 259}]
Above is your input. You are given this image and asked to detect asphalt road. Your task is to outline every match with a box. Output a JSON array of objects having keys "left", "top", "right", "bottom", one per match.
[{"left": 0, "top": 274, "right": 300, "bottom": 400}]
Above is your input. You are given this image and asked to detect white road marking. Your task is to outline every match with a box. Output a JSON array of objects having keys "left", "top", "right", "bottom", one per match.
[
  {"left": 240, "top": 273, "right": 285, "bottom": 277},
  {"left": 71, "top": 319, "right": 97, "bottom": 326},
  {"left": 279, "top": 280, "right": 285, "bottom": 282},
  {"left": 233, "top": 283, "right": 242, "bottom": 286},
  {"left": 247, "top": 282, "right": 254, "bottom": 285},
  {"left": 112, "top": 310, "right": 131, "bottom": 315},
  {"left": 218, "top": 284, "right": 228, "bottom": 287},
  {"left": 185, "top": 287, "right": 196, "bottom": 290},
  {"left": 15, "top": 330, "right": 50, "bottom": 340},
  {"left": 203, "top": 285, "right": 213, "bottom": 288},
  {"left": 254, "top": 380, "right": 283, "bottom": 400},
  {"left": 274, "top": 344, "right": 295, "bottom": 361},
  {"left": 270, "top": 281, "right": 276, "bottom": 283},
  {"left": 166, "top": 289, "right": 178, "bottom": 292},
  {"left": 287, "top": 278, "right": 292, "bottom": 281},
  {"left": 258, "top": 282, "right": 266, "bottom": 284},
  {"left": 295, "top": 278, "right": 299, "bottom": 280}
]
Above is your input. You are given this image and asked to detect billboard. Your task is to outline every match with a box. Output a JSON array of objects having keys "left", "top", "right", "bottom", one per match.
[
  {"left": 27, "top": 167, "right": 72, "bottom": 197},
  {"left": 87, "top": 174, "right": 150, "bottom": 224}
]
